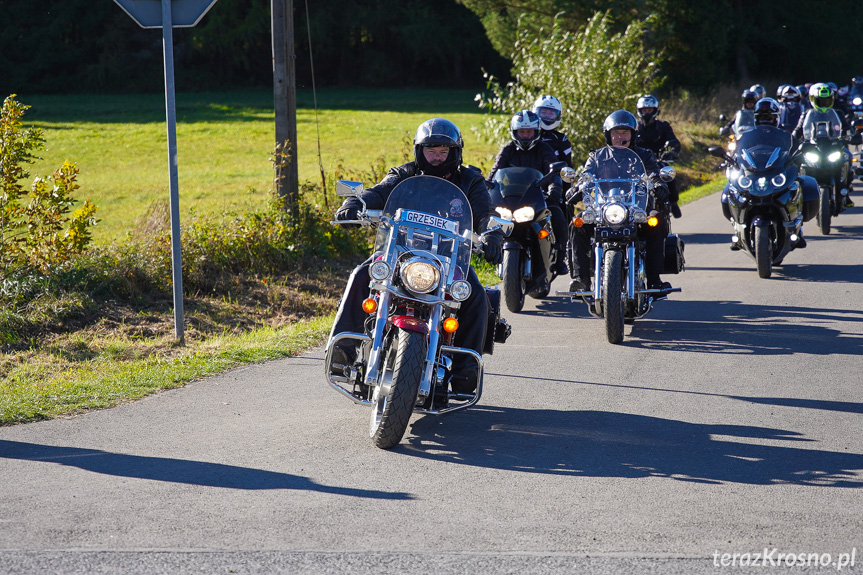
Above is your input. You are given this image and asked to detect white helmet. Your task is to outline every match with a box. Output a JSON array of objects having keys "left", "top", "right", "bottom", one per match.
[
  {"left": 532, "top": 95, "right": 563, "bottom": 130},
  {"left": 636, "top": 94, "right": 660, "bottom": 123},
  {"left": 510, "top": 109, "right": 541, "bottom": 150}
]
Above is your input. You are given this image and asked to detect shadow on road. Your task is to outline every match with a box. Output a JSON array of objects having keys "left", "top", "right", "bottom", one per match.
[
  {"left": 0, "top": 441, "right": 413, "bottom": 499},
  {"left": 403, "top": 408, "right": 863, "bottom": 487}
]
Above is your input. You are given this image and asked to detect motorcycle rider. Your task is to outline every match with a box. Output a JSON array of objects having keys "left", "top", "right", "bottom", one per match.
[
  {"left": 566, "top": 110, "right": 671, "bottom": 293},
  {"left": 794, "top": 83, "right": 858, "bottom": 207},
  {"left": 778, "top": 85, "right": 803, "bottom": 133},
  {"left": 635, "top": 94, "right": 683, "bottom": 218},
  {"left": 331, "top": 118, "right": 503, "bottom": 393},
  {"left": 532, "top": 95, "right": 572, "bottom": 167},
  {"left": 720, "top": 90, "right": 758, "bottom": 137},
  {"left": 488, "top": 109, "right": 568, "bottom": 276},
  {"left": 750, "top": 84, "right": 767, "bottom": 101}
]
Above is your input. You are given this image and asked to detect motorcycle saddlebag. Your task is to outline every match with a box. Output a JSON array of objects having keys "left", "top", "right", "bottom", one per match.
[
  {"left": 483, "top": 286, "right": 511, "bottom": 355},
  {"left": 799, "top": 176, "right": 820, "bottom": 222},
  {"left": 664, "top": 234, "right": 685, "bottom": 274}
]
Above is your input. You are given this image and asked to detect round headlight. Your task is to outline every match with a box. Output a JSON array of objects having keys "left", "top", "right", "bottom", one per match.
[
  {"left": 604, "top": 203, "right": 627, "bottom": 225},
  {"left": 495, "top": 207, "right": 513, "bottom": 220},
  {"left": 401, "top": 259, "right": 440, "bottom": 293},
  {"left": 632, "top": 209, "right": 647, "bottom": 224},
  {"left": 771, "top": 173, "right": 786, "bottom": 188},
  {"left": 449, "top": 280, "right": 471, "bottom": 301},
  {"left": 828, "top": 151, "right": 842, "bottom": 162},
  {"left": 737, "top": 175, "right": 752, "bottom": 189},
  {"left": 804, "top": 151, "right": 820, "bottom": 164},
  {"left": 369, "top": 260, "right": 391, "bottom": 280},
  {"left": 581, "top": 210, "right": 597, "bottom": 225},
  {"left": 853, "top": 97, "right": 863, "bottom": 106},
  {"left": 513, "top": 206, "right": 535, "bottom": 223}
]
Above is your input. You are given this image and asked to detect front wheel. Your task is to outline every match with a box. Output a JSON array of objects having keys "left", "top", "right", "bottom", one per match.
[
  {"left": 754, "top": 225, "right": 772, "bottom": 279},
  {"left": 369, "top": 328, "right": 426, "bottom": 449},
  {"left": 603, "top": 250, "right": 624, "bottom": 344},
  {"left": 501, "top": 249, "right": 525, "bottom": 313},
  {"left": 817, "top": 185, "right": 832, "bottom": 235}
]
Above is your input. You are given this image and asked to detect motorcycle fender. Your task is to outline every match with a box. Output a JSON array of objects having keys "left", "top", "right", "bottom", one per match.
[
  {"left": 751, "top": 215, "right": 773, "bottom": 228},
  {"left": 392, "top": 316, "right": 430, "bottom": 334}
]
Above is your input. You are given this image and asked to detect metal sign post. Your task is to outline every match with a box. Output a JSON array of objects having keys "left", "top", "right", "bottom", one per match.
[{"left": 113, "top": 0, "right": 219, "bottom": 344}]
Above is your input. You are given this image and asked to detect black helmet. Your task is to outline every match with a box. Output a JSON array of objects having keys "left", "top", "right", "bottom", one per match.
[
  {"left": 636, "top": 94, "right": 660, "bottom": 124},
  {"left": 414, "top": 118, "right": 463, "bottom": 177},
  {"left": 753, "top": 98, "right": 780, "bottom": 127},
  {"left": 749, "top": 84, "right": 766, "bottom": 100},
  {"left": 797, "top": 84, "right": 810, "bottom": 99},
  {"left": 781, "top": 85, "right": 801, "bottom": 103},
  {"left": 510, "top": 109, "right": 542, "bottom": 150},
  {"left": 602, "top": 110, "right": 638, "bottom": 147},
  {"left": 809, "top": 83, "right": 835, "bottom": 112},
  {"left": 742, "top": 89, "right": 758, "bottom": 108}
]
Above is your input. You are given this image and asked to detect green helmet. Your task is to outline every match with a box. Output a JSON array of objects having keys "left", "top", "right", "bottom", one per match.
[{"left": 809, "top": 82, "right": 835, "bottom": 112}]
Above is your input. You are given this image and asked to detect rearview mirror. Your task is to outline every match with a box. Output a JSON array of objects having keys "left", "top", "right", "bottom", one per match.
[
  {"left": 707, "top": 146, "right": 727, "bottom": 159},
  {"left": 659, "top": 165, "right": 676, "bottom": 182},
  {"left": 336, "top": 180, "right": 364, "bottom": 197},
  {"left": 487, "top": 215, "right": 514, "bottom": 238}
]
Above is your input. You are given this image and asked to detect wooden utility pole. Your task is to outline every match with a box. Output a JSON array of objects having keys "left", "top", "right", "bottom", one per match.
[{"left": 271, "top": 0, "right": 299, "bottom": 214}]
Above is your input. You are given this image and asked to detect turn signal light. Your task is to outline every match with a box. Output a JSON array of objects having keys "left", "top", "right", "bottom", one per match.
[
  {"left": 573, "top": 217, "right": 584, "bottom": 228},
  {"left": 362, "top": 298, "right": 377, "bottom": 314},
  {"left": 647, "top": 216, "right": 659, "bottom": 227},
  {"left": 442, "top": 317, "right": 459, "bottom": 333},
  {"left": 538, "top": 228, "right": 550, "bottom": 239}
]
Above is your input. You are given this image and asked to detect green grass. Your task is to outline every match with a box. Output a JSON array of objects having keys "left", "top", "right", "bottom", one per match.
[{"left": 23, "top": 89, "right": 503, "bottom": 243}]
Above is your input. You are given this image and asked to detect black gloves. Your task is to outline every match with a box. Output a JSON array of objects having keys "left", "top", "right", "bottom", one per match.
[
  {"left": 335, "top": 201, "right": 361, "bottom": 229},
  {"left": 565, "top": 185, "right": 582, "bottom": 205},
  {"left": 481, "top": 231, "right": 503, "bottom": 264},
  {"left": 545, "top": 183, "right": 562, "bottom": 204}
]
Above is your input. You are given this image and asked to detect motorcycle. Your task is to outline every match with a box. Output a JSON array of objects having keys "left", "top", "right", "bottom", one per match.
[
  {"left": 488, "top": 162, "right": 566, "bottom": 312},
  {"left": 325, "top": 176, "right": 513, "bottom": 449},
  {"left": 709, "top": 125, "right": 818, "bottom": 278},
  {"left": 798, "top": 120, "right": 852, "bottom": 234},
  {"left": 556, "top": 147, "right": 682, "bottom": 344}
]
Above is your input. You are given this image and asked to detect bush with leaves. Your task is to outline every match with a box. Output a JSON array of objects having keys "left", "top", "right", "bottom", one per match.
[{"left": 475, "top": 11, "right": 663, "bottom": 165}]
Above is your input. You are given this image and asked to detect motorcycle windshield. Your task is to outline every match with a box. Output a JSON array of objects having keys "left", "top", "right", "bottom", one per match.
[
  {"left": 734, "top": 126, "right": 791, "bottom": 173},
  {"left": 584, "top": 146, "right": 648, "bottom": 209},
  {"left": 493, "top": 167, "right": 544, "bottom": 198},
  {"left": 374, "top": 175, "right": 474, "bottom": 273}
]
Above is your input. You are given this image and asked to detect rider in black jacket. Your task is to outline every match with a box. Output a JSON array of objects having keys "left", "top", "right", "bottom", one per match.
[
  {"left": 532, "top": 95, "right": 573, "bottom": 167},
  {"left": 567, "top": 110, "right": 671, "bottom": 293},
  {"left": 332, "top": 118, "right": 502, "bottom": 393},
  {"left": 488, "top": 109, "right": 568, "bottom": 275},
  {"left": 635, "top": 94, "right": 683, "bottom": 218}
]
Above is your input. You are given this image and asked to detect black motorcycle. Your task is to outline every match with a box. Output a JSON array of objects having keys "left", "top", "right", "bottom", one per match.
[
  {"left": 799, "top": 121, "right": 852, "bottom": 234},
  {"left": 710, "top": 126, "right": 818, "bottom": 278},
  {"left": 489, "top": 162, "right": 566, "bottom": 313}
]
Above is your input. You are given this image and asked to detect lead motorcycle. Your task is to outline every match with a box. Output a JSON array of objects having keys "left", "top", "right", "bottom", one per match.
[
  {"left": 709, "top": 125, "right": 818, "bottom": 278},
  {"left": 488, "top": 162, "right": 566, "bottom": 312},
  {"left": 556, "top": 147, "right": 682, "bottom": 344},
  {"left": 325, "top": 176, "right": 513, "bottom": 449}
]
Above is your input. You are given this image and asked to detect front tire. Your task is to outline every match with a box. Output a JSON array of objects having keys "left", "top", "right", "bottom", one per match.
[
  {"left": 754, "top": 225, "right": 772, "bottom": 279},
  {"left": 501, "top": 249, "right": 525, "bottom": 313},
  {"left": 817, "top": 185, "right": 832, "bottom": 235},
  {"left": 369, "top": 328, "right": 426, "bottom": 449},
  {"left": 603, "top": 250, "right": 624, "bottom": 344}
]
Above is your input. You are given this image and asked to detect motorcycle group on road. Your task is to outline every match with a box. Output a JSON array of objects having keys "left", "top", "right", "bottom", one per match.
[{"left": 323, "top": 79, "right": 863, "bottom": 449}]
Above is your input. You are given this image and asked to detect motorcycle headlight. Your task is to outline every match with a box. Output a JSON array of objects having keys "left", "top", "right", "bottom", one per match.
[
  {"left": 580, "top": 209, "right": 597, "bottom": 225},
  {"left": 401, "top": 258, "right": 440, "bottom": 293},
  {"left": 369, "top": 260, "right": 391, "bottom": 281},
  {"left": 603, "top": 203, "right": 627, "bottom": 225},
  {"left": 631, "top": 208, "right": 647, "bottom": 224},
  {"left": 513, "top": 206, "right": 535, "bottom": 223},
  {"left": 804, "top": 151, "right": 820, "bottom": 164},
  {"left": 828, "top": 151, "right": 842, "bottom": 163},
  {"left": 449, "top": 280, "right": 471, "bottom": 302},
  {"left": 737, "top": 175, "right": 752, "bottom": 190},
  {"left": 854, "top": 97, "right": 863, "bottom": 106},
  {"left": 771, "top": 173, "right": 786, "bottom": 188},
  {"left": 495, "top": 207, "right": 513, "bottom": 220}
]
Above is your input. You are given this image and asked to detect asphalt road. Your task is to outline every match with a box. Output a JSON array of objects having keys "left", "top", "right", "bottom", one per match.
[{"left": 2, "top": 190, "right": 862, "bottom": 575}]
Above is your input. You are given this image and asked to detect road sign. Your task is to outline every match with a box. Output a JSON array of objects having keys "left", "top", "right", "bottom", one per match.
[{"left": 112, "top": 0, "right": 218, "bottom": 28}]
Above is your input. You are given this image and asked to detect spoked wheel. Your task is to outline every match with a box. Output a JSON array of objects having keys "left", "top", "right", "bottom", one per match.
[
  {"left": 369, "top": 328, "right": 426, "bottom": 449},
  {"left": 603, "top": 250, "right": 625, "bottom": 344},
  {"left": 817, "top": 185, "right": 832, "bottom": 235},
  {"left": 501, "top": 249, "right": 525, "bottom": 312},
  {"left": 754, "top": 225, "right": 773, "bottom": 279}
]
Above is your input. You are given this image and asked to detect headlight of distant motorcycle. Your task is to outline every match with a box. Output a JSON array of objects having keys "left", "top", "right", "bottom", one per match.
[
  {"left": 401, "top": 258, "right": 440, "bottom": 293},
  {"left": 603, "top": 203, "right": 627, "bottom": 225},
  {"left": 804, "top": 151, "right": 820, "bottom": 164},
  {"left": 737, "top": 174, "right": 753, "bottom": 190},
  {"left": 828, "top": 151, "right": 842, "bottom": 163},
  {"left": 449, "top": 280, "right": 471, "bottom": 302},
  {"left": 512, "top": 206, "right": 535, "bottom": 223},
  {"left": 771, "top": 173, "right": 786, "bottom": 188},
  {"left": 495, "top": 207, "right": 513, "bottom": 220},
  {"left": 854, "top": 97, "right": 863, "bottom": 106},
  {"left": 369, "top": 260, "right": 391, "bottom": 281}
]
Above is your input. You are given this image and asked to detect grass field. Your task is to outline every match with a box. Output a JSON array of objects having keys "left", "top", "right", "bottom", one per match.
[{"left": 23, "top": 89, "right": 505, "bottom": 243}]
